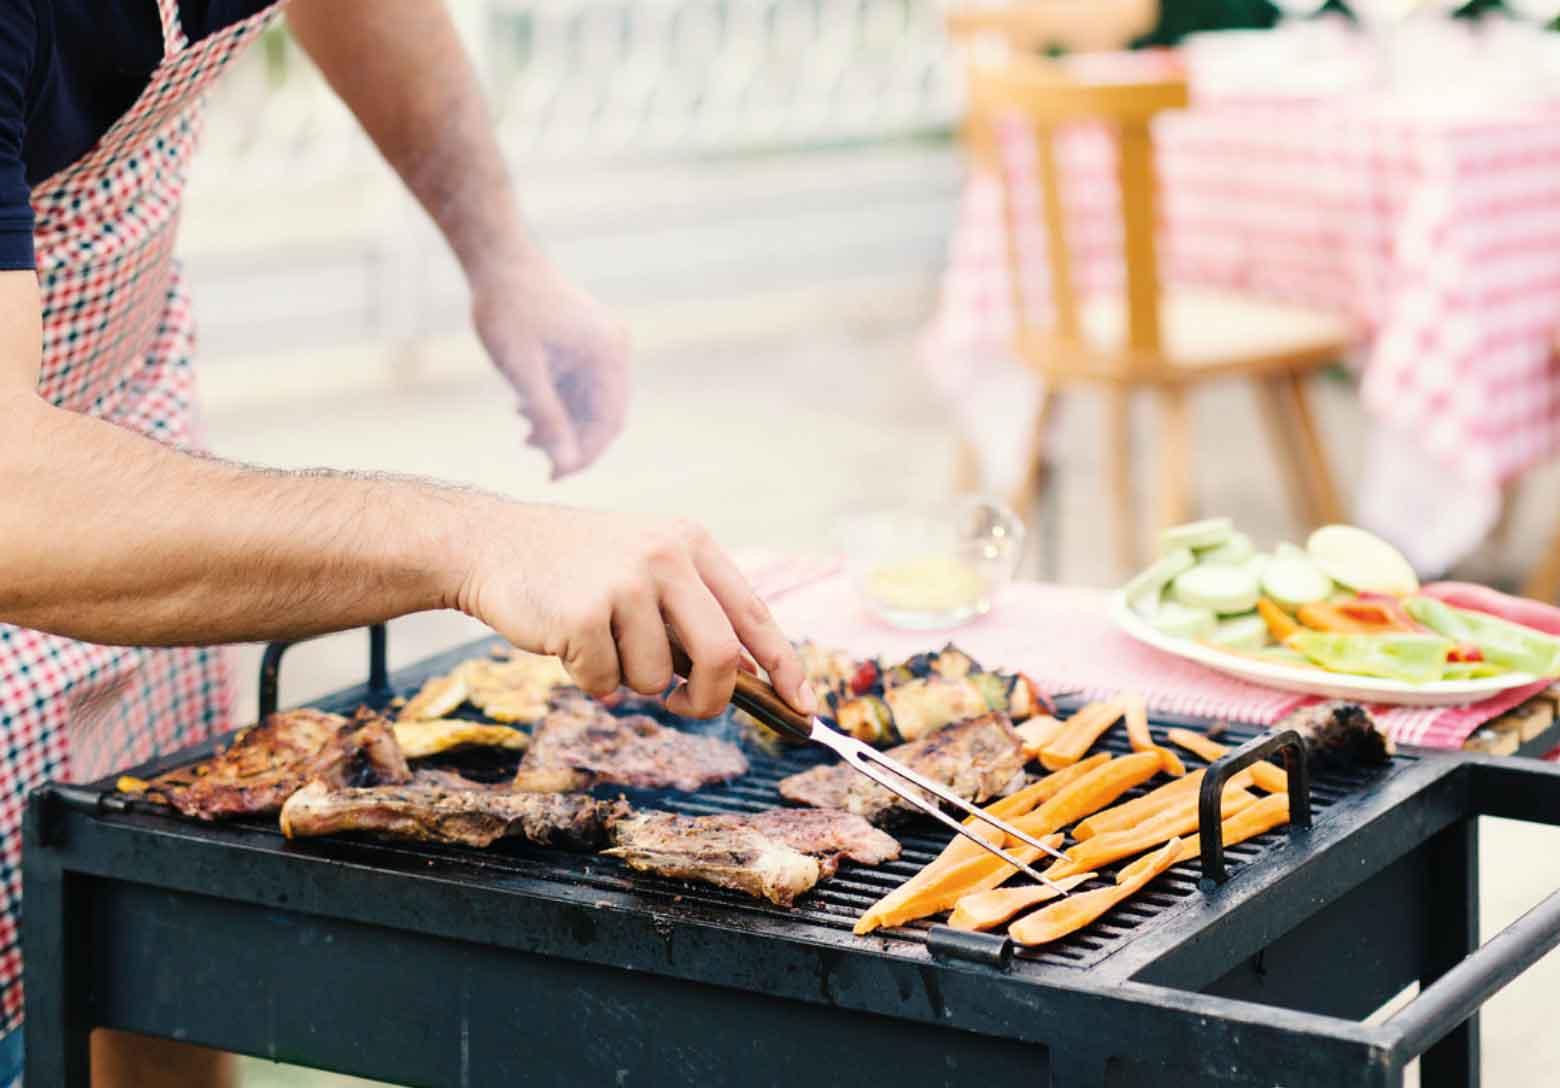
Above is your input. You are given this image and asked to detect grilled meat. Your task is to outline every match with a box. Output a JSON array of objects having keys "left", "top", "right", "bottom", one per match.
[
  {"left": 148, "top": 708, "right": 411, "bottom": 821},
  {"left": 778, "top": 712, "right": 1025, "bottom": 825},
  {"left": 399, "top": 647, "right": 575, "bottom": 724},
  {"left": 1271, "top": 701, "right": 1394, "bottom": 768},
  {"left": 391, "top": 719, "right": 529, "bottom": 759},
  {"left": 604, "top": 809, "right": 900, "bottom": 906},
  {"left": 280, "top": 777, "right": 625, "bottom": 849},
  {"left": 513, "top": 697, "right": 747, "bottom": 793}
]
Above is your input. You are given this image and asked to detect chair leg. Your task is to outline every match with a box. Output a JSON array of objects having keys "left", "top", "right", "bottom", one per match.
[
  {"left": 1156, "top": 386, "right": 1194, "bottom": 532},
  {"left": 1254, "top": 377, "right": 1311, "bottom": 531},
  {"left": 1006, "top": 386, "right": 1056, "bottom": 518},
  {"left": 953, "top": 436, "right": 983, "bottom": 495},
  {"left": 1284, "top": 372, "right": 1345, "bottom": 525},
  {"left": 1522, "top": 517, "right": 1560, "bottom": 604},
  {"left": 1105, "top": 388, "right": 1138, "bottom": 572}
]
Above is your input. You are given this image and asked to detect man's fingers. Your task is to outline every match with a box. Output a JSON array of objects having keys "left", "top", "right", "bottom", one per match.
[
  {"left": 509, "top": 345, "right": 583, "bottom": 478},
  {"left": 691, "top": 540, "right": 815, "bottom": 715},
  {"left": 559, "top": 618, "right": 622, "bottom": 699},
  {"left": 610, "top": 585, "right": 674, "bottom": 697},
  {"left": 661, "top": 571, "right": 742, "bottom": 720}
]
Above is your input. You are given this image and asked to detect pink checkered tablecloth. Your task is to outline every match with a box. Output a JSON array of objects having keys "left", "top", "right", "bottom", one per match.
[
  {"left": 742, "top": 554, "right": 1547, "bottom": 752},
  {"left": 924, "top": 56, "right": 1560, "bottom": 574}
]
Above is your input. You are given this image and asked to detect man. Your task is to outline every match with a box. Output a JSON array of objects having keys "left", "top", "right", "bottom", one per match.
[{"left": 0, "top": 2, "right": 815, "bottom": 1085}]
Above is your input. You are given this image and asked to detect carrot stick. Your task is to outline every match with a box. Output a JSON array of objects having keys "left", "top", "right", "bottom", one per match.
[
  {"left": 1009, "top": 839, "right": 1181, "bottom": 947},
  {"left": 1164, "top": 728, "right": 1291, "bottom": 793},
  {"left": 1039, "top": 699, "right": 1125, "bottom": 770},
  {"left": 853, "top": 833, "right": 1064, "bottom": 935},
  {"left": 1122, "top": 693, "right": 1187, "bottom": 777},
  {"left": 1007, "top": 751, "right": 1164, "bottom": 841},
  {"left": 1044, "top": 787, "right": 1258, "bottom": 880},
  {"left": 1257, "top": 597, "right": 1299, "bottom": 642},
  {"left": 1172, "top": 793, "right": 1292, "bottom": 865},
  {"left": 948, "top": 873, "right": 1097, "bottom": 931},
  {"left": 1016, "top": 715, "right": 1065, "bottom": 761},
  {"left": 1071, "top": 765, "right": 1253, "bottom": 840},
  {"left": 969, "top": 753, "right": 1112, "bottom": 827}
]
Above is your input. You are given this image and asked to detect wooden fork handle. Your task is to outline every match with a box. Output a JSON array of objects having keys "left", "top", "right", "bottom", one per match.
[{"left": 666, "top": 634, "right": 814, "bottom": 744}]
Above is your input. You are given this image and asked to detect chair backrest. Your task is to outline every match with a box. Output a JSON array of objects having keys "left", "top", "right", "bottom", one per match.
[
  {"left": 946, "top": 2, "right": 1161, "bottom": 55},
  {"left": 963, "top": 56, "right": 1188, "bottom": 375}
]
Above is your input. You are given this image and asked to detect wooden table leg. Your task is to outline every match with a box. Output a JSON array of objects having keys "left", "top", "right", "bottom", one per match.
[
  {"left": 1106, "top": 388, "right": 1138, "bottom": 573},
  {"left": 1156, "top": 385, "right": 1194, "bottom": 532},
  {"left": 1284, "top": 372, "right": 1345, "bottom": 525}
]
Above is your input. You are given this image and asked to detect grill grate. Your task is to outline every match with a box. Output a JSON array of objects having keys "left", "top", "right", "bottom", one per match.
[{"left": 135, "top": 638, "right": 1406, "bottom": 975}]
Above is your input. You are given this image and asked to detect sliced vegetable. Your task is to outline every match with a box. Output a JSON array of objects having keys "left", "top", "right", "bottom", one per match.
[
  {"left": 1260, "top": 553, "right": 1334, "bottom": 610},
  {"left": 1421, "top": 582, "right": 1560, "bottom": 637},
  {"left": 1161, "top": 729, "right": 1291, "bottom": 793},
  {"left": 1171, "top": 793, "right": 1292, "bottom": 865},
  {"left": 1197, "top": 531, "right": 1254, "bottom": 566},
  {"left": 1404, "top": 597, "right": 1560, "bottom": 678},
  {"left": 1159, "top": 517, "right": 1233, "bottom": 552},
  {"left": 967, "top": 752, "right": 1112, "bottom": 825},
  {"left": 1123, "top": 546, "right": 1196, "bottom": 613},
  {"left": 853, "top": 834, "right": 1064, "bottom": 934},
  {"left": 1070, "top": 765, "right": 1251, "bottom": 840},
  {"left": 1246, "top": 552, "right": 1272, "bottom": 582},
  {"left": 1147, "top": 601, "right": 1217, "bottom": 640},
  {"left": 1009, "top": 839, "right": 1181, "bottom": 947},
  {"left": 947, "top": 873, "right": 1097, "bottom": 932},
  {"left": 1207, "top": 612, "right": 1270, "bottom": 652},
  {"left": 1014, "top": 715, "right": 1066, "bottom": 762},
  {"left": 1045, "top": 787, "right": 1257, "bottom": 880},
  {"left": 1039, "top": 700, "right": 1125, "bottom": 770},
  {"left": 1288, "top": 631, "right": 1454, "bottom": 685},
  {"left": 1009, "top": 751, "right": 1165, "bottom": 839},
  {"left": 1307, "top": 525, "right": 1418, "bottom": 596},
  {"left": 1172, "top": 564, "right": 1261, "bottom": 616},
  {"left": 1256, "top": 596, "right": 1300, "bottom": 642},
  {"left": 1122, "top": 693, "right": 1186, "bottom": 776}
]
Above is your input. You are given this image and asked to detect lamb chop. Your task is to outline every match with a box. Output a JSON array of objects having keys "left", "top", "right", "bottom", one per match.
[
  {"left": 280, "top": 776, "right": 626, "bottom": 850},
  {"left": 604, "top": 809, "right": 901, "bottom": 906},
  {"left": 135, "top": 708, "right": 411, "bottom": 821},
  {"left": 1269, "top": 700, "right": 1394, "bottom": 768},
  {"left": 777, "top": 711, "right": 1025, "bottom": 825},
  {"left": 513, "top": 696, "right": 747, "bottom": 793}
]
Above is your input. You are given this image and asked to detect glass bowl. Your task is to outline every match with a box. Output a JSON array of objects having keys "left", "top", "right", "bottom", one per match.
[{"left": 838, "top": 496, "right": 1027, "bottom": 630}]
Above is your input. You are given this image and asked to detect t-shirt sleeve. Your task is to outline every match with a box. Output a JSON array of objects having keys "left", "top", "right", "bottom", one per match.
[{"left": 0, "top": 3, "right": 36, "bottom": 271}]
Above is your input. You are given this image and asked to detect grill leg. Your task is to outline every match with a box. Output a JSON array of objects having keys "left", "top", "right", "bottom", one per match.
[
  {"left": 21, "top": 845, "right": 92, "bottom": 1087},
  {"left": 1048, "top": 1048, "right": 1107, "bottom": 1088},
  {"left": 1421, "top": 818, "right": 1480, "bottom": 1088}
]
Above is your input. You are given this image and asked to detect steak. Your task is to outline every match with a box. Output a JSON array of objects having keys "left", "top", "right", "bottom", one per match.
[
  {"left": 146, "top": 708, "right": 410, "bottom": 821},
  {"left": 778, "top": 712, "right": 1025, "bottom": 825},
  {"left": 280, "top": 777, "right": 626, "bottom": 849},
  {"left": 604, "top": 809, "right": 900, "bottom": 906},
  {"left": 513, "top": 696, "right": 747, "bottom": 793}
]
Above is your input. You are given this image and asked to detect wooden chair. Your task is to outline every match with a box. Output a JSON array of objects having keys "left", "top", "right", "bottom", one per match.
[{"left": 958, "top": 54, "right": 1351, "bottom": 572}]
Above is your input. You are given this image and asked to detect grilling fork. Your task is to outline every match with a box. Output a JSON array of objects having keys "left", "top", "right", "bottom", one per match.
[{"left": 668, "top": 643, "right": 1074, "bottom": 896}]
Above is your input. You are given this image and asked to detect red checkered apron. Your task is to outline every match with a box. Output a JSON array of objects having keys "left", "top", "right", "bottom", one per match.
[{"left": 0, "top": 0, "right": 285, "bottom": 1040}]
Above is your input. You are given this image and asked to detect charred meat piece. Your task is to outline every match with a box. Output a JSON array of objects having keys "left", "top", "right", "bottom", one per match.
[
  {"left": 398, "top": 647, "right": 576, "bottom": 724},
  {"left": 778, "top": 712, "right": 1025, "bottom": 825},
  {"left": 604, "top": 809, "right": 900, "bottom": 906},
  {"left": 1272, "top": 701, "right": 1394, "bottom": 768},
  {"left": 391, "top": 719, "right": 528, "bottom": 759},
  {"left": 280, "top": 778, "right": 626, "bottom": 849},
  {"left": 146, "top": 708, "right": 411, "bottom": 821},
  {"left": 513, "top": 697, "right": 747, "bottom": 793}
]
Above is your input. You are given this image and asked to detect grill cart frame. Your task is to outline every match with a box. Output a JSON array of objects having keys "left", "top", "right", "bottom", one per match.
[{"left": 23, "top": 625, "right": 1560, "bottom": 1087}]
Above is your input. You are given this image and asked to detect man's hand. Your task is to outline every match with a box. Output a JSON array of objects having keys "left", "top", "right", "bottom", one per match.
[
  {"left": 457, "top": 506, "right": 815, "bottom": 719},
  {"left": 470, "top": 255, "right": 631, "bottom": 480}
]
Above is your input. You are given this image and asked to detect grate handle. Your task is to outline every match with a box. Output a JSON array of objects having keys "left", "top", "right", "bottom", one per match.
[
  {"left": 1197, "top": 728, "right": 1310, "bottom": 887},
  {"left": 258, "top": 624, "right": 390, "bottom": 720}
]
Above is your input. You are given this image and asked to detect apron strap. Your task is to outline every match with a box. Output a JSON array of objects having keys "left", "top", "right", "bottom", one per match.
[{"left": 155, "top": 0, "right": 188, "bottom": 55}]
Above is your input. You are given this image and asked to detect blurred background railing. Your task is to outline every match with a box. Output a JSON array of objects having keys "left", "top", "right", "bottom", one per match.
[{"left": 180, "top": 0, "right": 962, "bottom": 370}]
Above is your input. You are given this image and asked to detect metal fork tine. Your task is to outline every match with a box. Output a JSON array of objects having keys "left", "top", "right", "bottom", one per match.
[
  {"left": 826, "top": 732, "right": 1071, "bottom": 864},
  {"left": 844, "top": 752, "right": 1073, "bottom": 896}
]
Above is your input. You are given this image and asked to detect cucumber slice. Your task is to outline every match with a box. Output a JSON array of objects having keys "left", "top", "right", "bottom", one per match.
[
  {"left": 1208, "top": 612, "right": 1270, "bottom": 652},
  {"left": 1148, "top": 601, "right": 1218, "bottom": 640},
  {"left": 1159, "top": 517, "right": 1233, "bottom": 553},
  {"left": 1196, "top": 531, "right": 1254, "bottom": 566},
  {"left": 1307, "top": 524, "right": 1419, "bottom": 596},
  {"left": 1260, "top": 554, "right": 1333, "bottom": 610},
  {"left": 1171, "top": 564, "right": 1261, "bottom": 615},
  {"left": 1122, "top": 547, "right": 1195, "bottom": 613},
  {"left": 1275, "top": 542, "right": 1308, "bottom": 563},
  {"left": 1246, "top": 552, "right": 1272, "bottom": 582}
]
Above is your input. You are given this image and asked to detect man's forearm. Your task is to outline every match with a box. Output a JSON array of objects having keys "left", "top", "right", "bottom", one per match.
[
  {"left": 287, "top": 0, "right": 529, "bottom": 280},
  {"left": 0, "top": 393, "right": 474, "bottom": 646}
]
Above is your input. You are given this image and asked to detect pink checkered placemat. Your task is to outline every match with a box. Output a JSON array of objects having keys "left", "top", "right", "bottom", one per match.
[{"left": 749, "top": 558, "right": 1546, "bottom": 751}]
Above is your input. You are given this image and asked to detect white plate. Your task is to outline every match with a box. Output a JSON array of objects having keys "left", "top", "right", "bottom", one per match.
[{"left": 1109, "top": 593, "right": 1538, "bottom": 707}]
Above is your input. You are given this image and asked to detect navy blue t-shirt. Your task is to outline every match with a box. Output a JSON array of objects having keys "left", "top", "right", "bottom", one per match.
[{"left": 0, "top": 1, "right": 273, "bottom": 270}]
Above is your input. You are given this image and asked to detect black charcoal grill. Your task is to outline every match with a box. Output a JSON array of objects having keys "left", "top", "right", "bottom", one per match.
[{"left": 22, "top": 625, "right": 1560, "bottom": 1087}]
